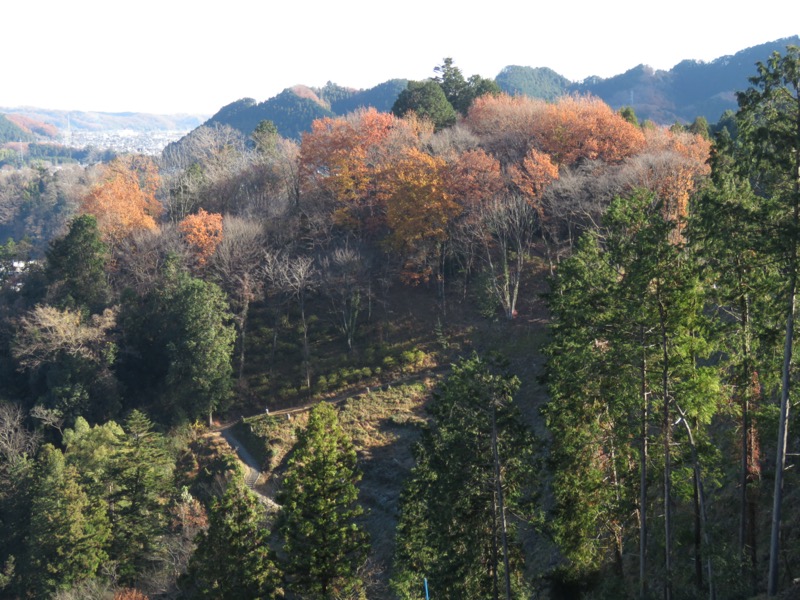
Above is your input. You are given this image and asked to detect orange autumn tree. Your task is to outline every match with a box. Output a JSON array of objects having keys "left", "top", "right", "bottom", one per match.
[
  {"left": 509, "top": 148, "right": 560, "bottom": 209},
  {"left": 179, "top": 209, "right": 224, "bottom": 267},
  {"left": 382, "top": 148, "right": 461, "bottom": 283},
  {"left": 441, "top": 149, "right": 506, "bottom": 287},
  {"left": 300, "top": 109, "right": 403, "bottom": 227},
  {"left": 445, "top": 148, "right": 505, "bottom": 205},
  {"left": 624, "top": 127, "right": 711, "bottom": 226},
  {"left": 465, "top": 93, "right": 548, "bottom": 163},
  {"left": 81, "top": 156, "right": 162, "bottom": 247},
  {"left": 465, "top": 93, "right": 645, "bottom": 167},
  {"left": 532, "top": 95, "right": 646, "bottom": 166}
]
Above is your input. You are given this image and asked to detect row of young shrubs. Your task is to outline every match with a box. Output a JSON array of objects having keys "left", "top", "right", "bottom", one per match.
[{"left": 272, "top": 346, "right": 431, "bottom": 401}]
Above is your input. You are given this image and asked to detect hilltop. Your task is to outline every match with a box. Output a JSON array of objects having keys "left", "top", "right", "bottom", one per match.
[
  {"left": 191, "top": 36, "right": 799, "bottom": 140},
  {"left": 3, "top": 36, "right": 798, "bottom": 148}
]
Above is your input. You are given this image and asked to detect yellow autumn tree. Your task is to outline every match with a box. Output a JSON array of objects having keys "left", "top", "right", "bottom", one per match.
[{"left": 382, "top": 148, "right": 461, "bottom": 283}]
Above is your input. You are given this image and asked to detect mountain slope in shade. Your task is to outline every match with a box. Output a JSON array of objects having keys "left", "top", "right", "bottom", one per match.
[
  {"left": 0, "top": 114, "right": 36, "bottom": 144},
  {"left": 204, "top": 91, "right": 336, "bottom": 140},
  {"left": 569, "top": 35, "right": 800, "bottom": 123},
  {"left": 206, "top": 35, "right": 800, "bottom": 143},
  {"left": 495, "top": 66, "right": 571, "bottom": 101},
  {"left": 202, "top": 79, "right": 409, "bottom": 140}
]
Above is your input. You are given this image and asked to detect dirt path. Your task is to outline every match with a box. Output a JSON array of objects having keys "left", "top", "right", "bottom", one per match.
[
  {"left": 212, "top": 367, "right": 449, "bottom": 497},
  {"left": 220, "top": 428, "right": 261, "bottom": 488}
]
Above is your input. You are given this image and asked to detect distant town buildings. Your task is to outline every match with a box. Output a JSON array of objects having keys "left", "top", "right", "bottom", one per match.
[{"left": 61, "top": 129, "right": 187, "bottom": 155}]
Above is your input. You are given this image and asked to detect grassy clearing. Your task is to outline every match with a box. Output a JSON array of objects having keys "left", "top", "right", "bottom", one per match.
[{"left": 241, "top": 382, "right": 433, "bottom": 596}]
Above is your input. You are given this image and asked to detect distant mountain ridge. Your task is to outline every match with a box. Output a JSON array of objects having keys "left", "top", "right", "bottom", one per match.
[
  {"left": 0, "top": 107, "right": 206, "bottom": 133},
  {"left": 3, "top": 35, "right": 798, "bottom": 147},
  {"left": 570, "top": 36, "right": 800, "bottom": 123},
  {"left": 199, "top": 36, "right": 798, "bottom": 141},
  {"left": 202, "top": 79, "right": 409, "bottom": 140}
]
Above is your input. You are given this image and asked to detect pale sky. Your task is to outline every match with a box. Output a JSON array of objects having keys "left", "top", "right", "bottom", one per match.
[{"left": 2, "top": 0, "right": 798, "bottom": 115}]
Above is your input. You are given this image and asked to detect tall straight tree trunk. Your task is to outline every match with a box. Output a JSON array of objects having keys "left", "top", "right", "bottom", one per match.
[
  {"left": 659, "top": 287, "right": 672, "bottom": 600},
  {"left": 237, "top": 296, "right": 250, "bottom": 383},
  {"left": 676, "top": 405, "right": 716, "bottom": 600},
  {"left": 300, "top": 301, "right": 311, "bottom": 389},
  {"left": 768, "top": 268, "right": 796, "bottom": 595},
  {"left": 768, "top": 112, "right": 800, "bottom": 597},
  {"left": 491, "top": 403, "right": 512, "bottom": 600},
  {"left": 738, "top": 291, "right": 760, "bottom": 590},
  {"left": 640, "top": 342, "right": 649, "bottom": 600},
  {"left": 606, "top": 405, "right": 624, "bottom": 575},
  {"left": 738, "top": 292, "right": 750, "bottom": 563},
  {"left": 694, "top": 473, "right": 703, "bottom": 589},
  {"left": 491, "top": 490, "right": 499, "bottom": 600}
]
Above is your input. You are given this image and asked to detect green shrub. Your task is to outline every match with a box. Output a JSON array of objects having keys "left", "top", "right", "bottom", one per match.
[{"left": 400, "top": 350, "right": 416, "bottom": 365}]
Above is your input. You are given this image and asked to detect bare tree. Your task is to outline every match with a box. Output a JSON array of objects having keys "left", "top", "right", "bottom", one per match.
[
  {"left": 320, "top": 243, "right": 370, "bottom": 352},
  {"left": 478, "top": 195, "right": 537, "bottom": 320},
  {"left": 112, "top": 224, "right": 189, "bottom": 295},
  {"left": 12, "top": 305, "right": 117, "bottom": 371},
  {"left": 208, "top": 216, "right": 266, "bottom": 382},
  {"left": 263, "top": 252, "right": 317, "bottom": 388},
  {"left": 161, "top": 124, "right": 247, "bottom": 174},
  {"left": 274, "top": 138, "right": 301, "bottom": 212},
  {"left": 427, "top": 123, "right": 481, "bottom": 158},
  {"left": 29, "top": 405, "right": 64, "bottom": 437},
  {"left": 0, "top": 402, "right": 40, "bottom": 465}
]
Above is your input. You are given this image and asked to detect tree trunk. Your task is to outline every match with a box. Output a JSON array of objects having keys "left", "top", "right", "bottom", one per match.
[
  {"left": 491, "top": 403, "right": 512, "bottom": 600},
  {"left": 659, "top": 289, "right": 672, "bottom": 600},
  {"left": 640, "top": 339, "right": 649, "bottom": 600},
  {"left": 491, "top": 488, "right": 499, "bottom": 600},
  {"left": 694, "top": 463, "right": 704, "bottom": 589},
  {"left": 300, "top": 299, "right": 311, "bottom": 389},
  {"left": 767, "top": 118, "right": 800, "bottom": 597},
  {"left": 676, "top": 405, "right": 716, "bottom": 600},
  {"left": 738, "top": 291, "right": 750, "bottom": 565},
  {"left": 768, "top": 271, "right": 796, "bottom": 596},
  {"left": 237, "top": 298, "right": 250, "bottom": 383}
]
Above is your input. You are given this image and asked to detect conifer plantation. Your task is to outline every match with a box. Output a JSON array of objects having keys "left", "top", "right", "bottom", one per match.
[{"left": 2, "top": 50, "right": 800, "bottom": 599}]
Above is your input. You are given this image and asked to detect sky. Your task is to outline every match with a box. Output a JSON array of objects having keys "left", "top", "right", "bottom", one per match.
[{"left": 2, "top": 0, "right": 799, "bottom": 116}]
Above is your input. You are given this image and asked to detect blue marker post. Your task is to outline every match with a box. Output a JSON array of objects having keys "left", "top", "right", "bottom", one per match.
[{"left": 424, "top": 577, "right": 429, "bottom": 600}]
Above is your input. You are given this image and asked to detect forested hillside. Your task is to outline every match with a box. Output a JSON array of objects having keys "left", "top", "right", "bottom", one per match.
[
  {"left": 0, "top": 115, "right": 36, "bottom": 144},
  {"left": 1, "top": 43, "right": 800, "bottom": 600}
]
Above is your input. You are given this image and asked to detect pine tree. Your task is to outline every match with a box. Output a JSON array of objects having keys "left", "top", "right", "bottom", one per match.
[
  {"left": 542, "top": 230, "right": 639, "bottom": 583},
  {"left": 44, "top": 214, "right": 110, "bottom": 315},
  {"left": 736, "top": 45, "right": 800, "bottom": 596},
  {"left": 689, "top": 159, "right": 779, "bottom": 588},
  {"left": 544, "top": 191, "right": 721, "bottom": 597},
  {"left": 181, "top": 472, "right": 280, "bottom": 599},
  {"left": 277, "top": 402, "right": 368, "bottom": 599},
  {"left": 392, "top": 354, "right": 535, "bottom": 600},
  {"left": 25, "top": 444, "right": 110, "bottom": 598},
  {"left": 118, "top": 260, "right": 235, "bottom": 424},
  {"left": 108, "top": 410, "right": 174, "bottom": 583}
]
